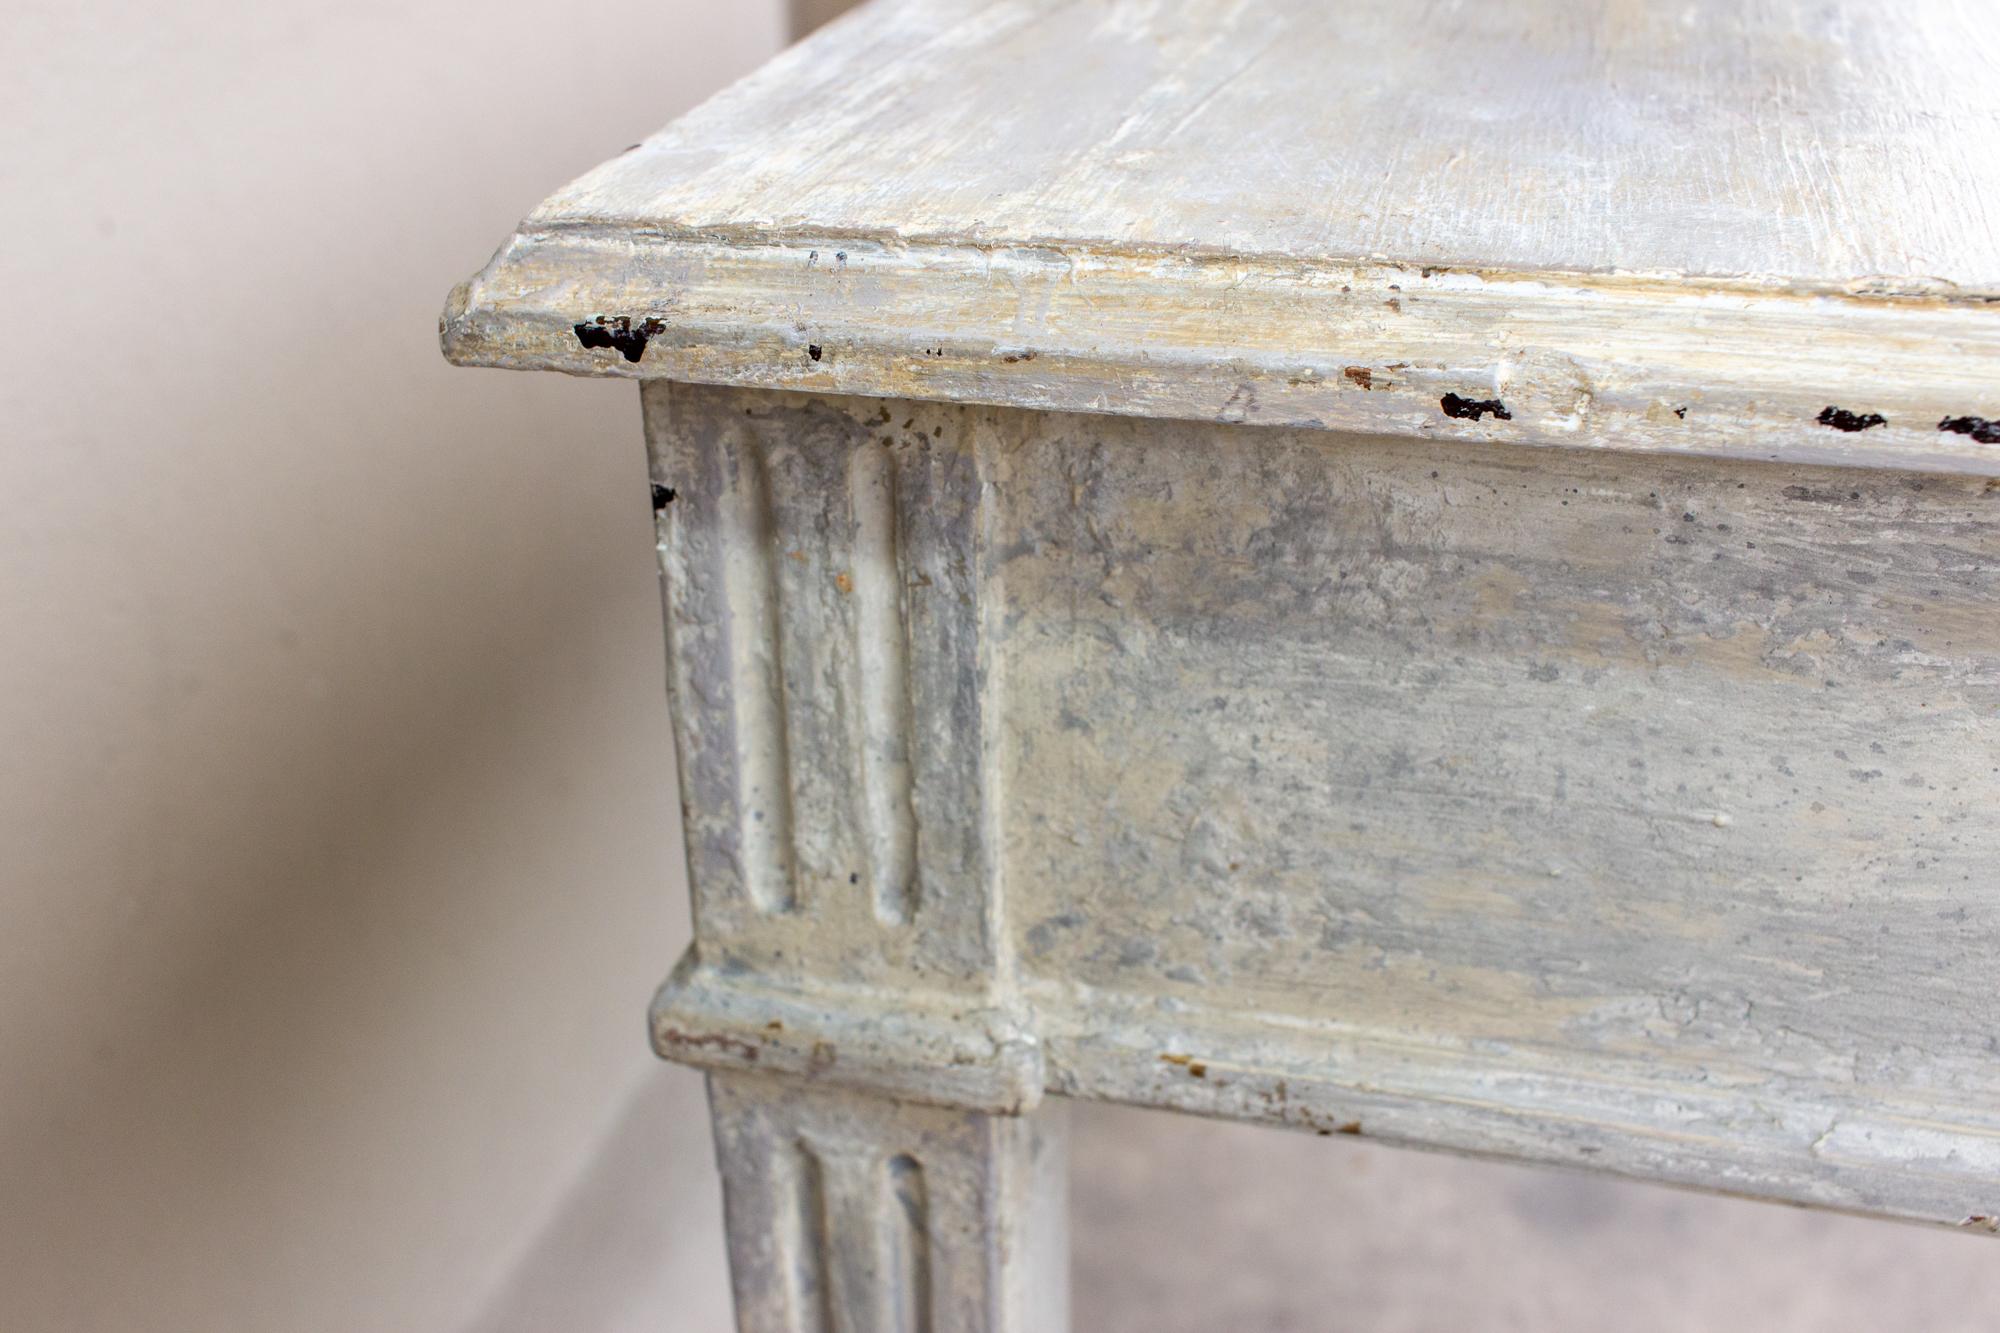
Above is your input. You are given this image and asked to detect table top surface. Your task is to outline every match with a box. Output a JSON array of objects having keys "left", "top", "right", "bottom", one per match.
[
  {"left": 552, "top": 0, "right": 2000, "bottom": 293},
  {"left": 445, "top": 0, "right": 2000, "bottom": 474}
]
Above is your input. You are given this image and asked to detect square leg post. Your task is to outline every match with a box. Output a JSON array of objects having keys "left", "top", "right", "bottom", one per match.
[
  {"left": 640, "top": 383, "right": 1063, "bottom": 1329},
  {"left": 707, "top": 1072, "right": 1068, "bottom": 1332}
]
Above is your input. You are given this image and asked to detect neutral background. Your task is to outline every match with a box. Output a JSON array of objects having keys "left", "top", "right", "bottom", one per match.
[
  {"left": 8, "top": 4, "right": 2000, "bottom": 1331},
  {"left": 1, "top": 3, "right": 779, "bottom": 1329}
]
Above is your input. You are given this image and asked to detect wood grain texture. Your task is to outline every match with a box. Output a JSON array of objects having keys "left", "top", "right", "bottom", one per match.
[
  {"left": 443, "top": 0, "right": 2000, "bottom": 473},
  {"left": 546, "top": 0, "right": 2000, "bottom": 289}
]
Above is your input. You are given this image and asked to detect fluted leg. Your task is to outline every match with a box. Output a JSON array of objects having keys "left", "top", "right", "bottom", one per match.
[{"left": 705, "top": 1073, "right": 1069, "bottom": 1333}]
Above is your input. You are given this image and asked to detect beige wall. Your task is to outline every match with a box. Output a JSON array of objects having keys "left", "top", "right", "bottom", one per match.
[{"left": 0, "top": 5, "right": 782, "bottom": 1330}]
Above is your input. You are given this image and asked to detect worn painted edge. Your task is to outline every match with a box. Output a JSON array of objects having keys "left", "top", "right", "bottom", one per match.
[
  {"left": 1035, "top": 982, "right": 2000, "bottom": 1235},
  {"left": 650, "top": 950, "right": 1046, "bottom": 1114},
  {"left": 441, "top": 226, "right": 2000, "bottom": 476},
  {"left": 652, "top": 959, "right": 2000, "bottom": 1232}
]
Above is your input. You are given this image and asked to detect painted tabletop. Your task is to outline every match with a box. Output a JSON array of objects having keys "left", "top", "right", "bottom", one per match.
[{"left": 445, "top": 0, "right": 2000, "bottom": 473}]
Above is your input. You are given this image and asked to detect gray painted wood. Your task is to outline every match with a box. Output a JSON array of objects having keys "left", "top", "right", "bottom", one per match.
[
  {"left": 707, "top": 1071, "right": 1069, "bottom": 1331},
  {"left": 642, "top": 383, "right": 1048, "bottom": 1117},
  {"left": 443, "top": 0, "right": 2000, "bottom": 474},
  {"left": 439, "top": 4, "right": 2000, "bottom": 1321},
  {"left": 650, "top": 383, "right": 2000, "bottom": 1236},
  {"left": 545, "top": 0, "right": 2000, "bottom": 289}
]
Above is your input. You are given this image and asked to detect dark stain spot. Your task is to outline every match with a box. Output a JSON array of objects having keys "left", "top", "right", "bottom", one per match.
[
  {"left": 651, "top": 484, "right": 676, "bottom": 511},
  {"left": 1026, "top": 912, "right": 1082, "bottom": 955},
  {"left": 1384, "top": 297, "right": 1402, "bottom": 313},
  {"left": 1336, "top": 1121, "right": 1362, "bottom": 1135},
  {"left": 1343, "top": 366, "right": 1374, "bottom": 390},
  {"left": 1001, "top": 349, "right": 1037, "bottom": 363},
  {"left": 807, "top": 344, "right": 823, "bottom": 361},
  {"left": 573, "top": 315, "right": 665, "bottom": 363},
  {"left": 1673, "top": 406, "right": 1687, "bottom": 419},
  {"left": 1817, "top": 405, "right": 1886, "bottom": 432},
  {"left": 1441, "top": 392, "right": 1512, "bottom": 422},
  {"left": 1160, "top": 1053, "right": 1207, "bottom": 1078},
  {"left": 1939, "top": 415, "right": 2000, "bottom": 444},
  {"left": 1783, "top": 484, "right": 1865, "bottom": 503},
  {"left": 1420, "top": 264, "right": 1449, "bottom": 278}
]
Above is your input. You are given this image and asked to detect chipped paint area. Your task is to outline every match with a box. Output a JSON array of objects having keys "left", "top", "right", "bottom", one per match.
[{"left": 441, "top": 234, "right": 2000, "bottom": 478}]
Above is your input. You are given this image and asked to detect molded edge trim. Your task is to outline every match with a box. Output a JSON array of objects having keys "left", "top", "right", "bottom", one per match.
[
  {"left": 653, "top": 954, "right": 2000, "bottom": 1231},
  {"left": 1035, "top": 980, "right": 2000, "bottom": 1234},
  {"left": 649, "top": 951, "right": 1045, "bottom": 1115},
  {"left": 443, "top": 226, "right": 2000, "bottom": 476}
]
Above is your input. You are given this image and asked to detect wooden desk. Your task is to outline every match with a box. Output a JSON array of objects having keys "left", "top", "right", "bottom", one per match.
[{"left": 445, "top": 2, "right": 2000, "bottom": 1326}]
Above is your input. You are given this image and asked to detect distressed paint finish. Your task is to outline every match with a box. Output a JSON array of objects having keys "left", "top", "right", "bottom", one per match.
[
  {"left": 991, "top": 398, "right": 2000, "bottom": 1225},
  {"left": 542, "top": 0, "right": 2000, "bottom": 289},
  {"left": 443, "top": 0, "right": 2000, "bottom": 475},
  {"left": 437, "top": 0, "right": 2000, "bottom": 1319},
  {"left": 707, "top": 1071, "right": 1069, "bottom": 1332},
  {"left": 643, "top": 382, "right": 1044, "bottom": 1115},
  {"left": 645, "top": 385, "right": 2000, "bottom": 1232}
]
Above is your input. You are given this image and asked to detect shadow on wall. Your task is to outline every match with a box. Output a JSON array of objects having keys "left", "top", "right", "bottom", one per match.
[
  {"left": 792, "top": 0, "right": 864, "bottom": 36},
  {"left": 0, "top": 4, "right": 780, "bottom": 1331},
  {"left": 462, "top": 1064, "right": 729, "bottom": 1333}
]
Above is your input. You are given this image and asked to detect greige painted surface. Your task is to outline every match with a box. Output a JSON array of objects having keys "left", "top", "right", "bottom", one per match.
[
  {"left": 0, "top": 5, "right": 783, "bottom": 1331},
  {"left": 708, "top": 1072, "right": 1068, "bottom": 1331},
  {"left": 434, "top": 1, "right": 2000, "bottom": 1323},
  {"left": 646, "top": 384, "right": 2000, "bottom": 1235},
  {"left": 552, "top": 0, "right": 2000, "bottom": 289},
  {"left": 469, "top": 1068, "right": 2000, "bottom": 1332},
  {"left": 444, "top": 0, "right": 2000, "bottom": 475},
  {"left": 998, "top": 404, "right": 2000, "bottom": 1224}
]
